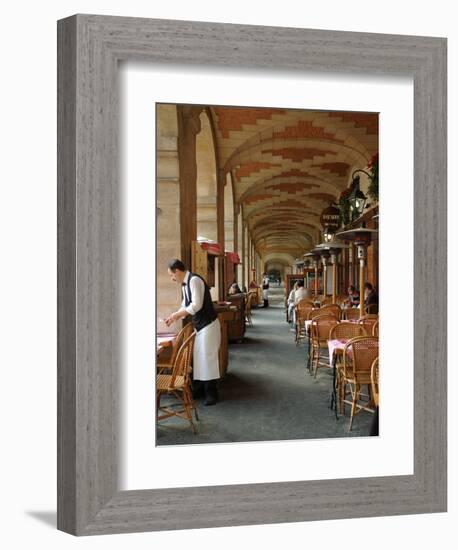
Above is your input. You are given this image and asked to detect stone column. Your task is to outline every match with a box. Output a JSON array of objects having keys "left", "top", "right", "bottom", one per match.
[
  {"left": 217, "top": 169, "right": 225, "bottom": 252},
  {"left": 177, "top": 105, "right": 202, "bottom": 269},
  {"left": 156, "top": 105, "right": 182, "bottom": 326}
]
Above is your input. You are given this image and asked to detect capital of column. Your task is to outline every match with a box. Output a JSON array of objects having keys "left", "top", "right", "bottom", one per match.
[{"left": 180, "top": 106, "right": 203, "bottom": 135}]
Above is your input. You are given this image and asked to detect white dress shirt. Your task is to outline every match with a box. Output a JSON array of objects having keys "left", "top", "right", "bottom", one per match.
[
  {"left": 294, "top": 287, "right": 311, "bottom": 304},
  {"left": 180, "top": 271, "right": 205, "bottom": 316}
]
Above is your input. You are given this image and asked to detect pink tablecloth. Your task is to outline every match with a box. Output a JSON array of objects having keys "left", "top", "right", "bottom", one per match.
[{"left": 327, "top": 338, "right": 350, "bottom": 367}]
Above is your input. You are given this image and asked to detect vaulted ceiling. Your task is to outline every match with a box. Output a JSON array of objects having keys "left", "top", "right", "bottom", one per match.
[{"left": 209, "top": 106, "right": 378, "bottom": 263}]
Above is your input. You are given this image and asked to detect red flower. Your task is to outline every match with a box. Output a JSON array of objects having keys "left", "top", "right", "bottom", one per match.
[
  {"left": 368, "top": 153, "right": 379, "bottom": 169},
  {"left": 340, "top": 187, "right": 352, "bottom": 199}
]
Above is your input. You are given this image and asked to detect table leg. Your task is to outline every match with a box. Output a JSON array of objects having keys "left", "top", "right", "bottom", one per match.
[
  {"left": 329, "top": 353, "right": 339, "bottom": 420},
  {"left": 307, "top": 335, "right": 311, "bottom": 374}
]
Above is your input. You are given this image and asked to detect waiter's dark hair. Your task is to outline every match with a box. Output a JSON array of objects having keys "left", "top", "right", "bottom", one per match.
[
  {"left": 168, "top": 258, "right": 186, "bottom": 272},
  {"left": 364, "top": 282, "right": 373, "bottom": 291},
  {"left": 297, "top": 279, "right": 305, "bottom": 287}
]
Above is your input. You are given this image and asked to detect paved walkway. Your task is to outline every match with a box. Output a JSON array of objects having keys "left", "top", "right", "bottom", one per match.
[{"left": 157, "top": 284, "right": 373, "bottom": 445}]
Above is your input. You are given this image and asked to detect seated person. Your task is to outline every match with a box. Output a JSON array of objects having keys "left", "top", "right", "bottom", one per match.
[
  {"left": 345, "top": 285, "right": 360, "bottom": 307},
  {"left": 294, "top": 279, "right": 311, "bottom": 305},
  {"left": 364, "top": 282, "right": 379, "bottom": 313},
  {"left": 228, "top": 282, "right": 242, "bottom": 295},
  {"left": 249, "top": 279, "right": 259, "bottom": 289}
]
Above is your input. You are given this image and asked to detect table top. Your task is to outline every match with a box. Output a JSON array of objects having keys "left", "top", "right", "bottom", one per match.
[{"left": 156, "top": 334, "right": 175, "bottom": 354}]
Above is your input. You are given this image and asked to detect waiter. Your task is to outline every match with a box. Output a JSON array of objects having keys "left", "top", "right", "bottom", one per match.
[
  {"left": 164, "top": 258, "right": 221, "bottom": 406},
  {"left": 262, "top": 272, "right": 270, "bottom": 308}
]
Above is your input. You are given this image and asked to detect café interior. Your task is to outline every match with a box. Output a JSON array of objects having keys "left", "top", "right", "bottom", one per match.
[{"left": 156, "top": 104, "right": 379, "bottom": 445}]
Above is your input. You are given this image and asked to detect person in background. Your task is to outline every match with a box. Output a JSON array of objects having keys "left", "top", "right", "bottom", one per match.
[
  {"left": 345, "top": 285, "right": 360, "bottom": 308},
  {"left": 165, "top": 259, "right": 221, "bottom": 406},
  {"left": 228, "top": 282, "right": 242, "bottom": 295},
  {"left": 364, "top": 282, "right": 379, "bottom": 313},
  {"left": 294, "top": 279, "right": 311, "bottom": 304},
  {"left": 262, "top": 272, "right": 270, "bottom": 307},
  {"left": 287, "top": 282, "right": 299, "bottom": 324}
]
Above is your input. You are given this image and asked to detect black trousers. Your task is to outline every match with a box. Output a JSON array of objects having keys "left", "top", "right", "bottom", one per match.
[
  {"left": 370, "top": 406, "right": 379, "bottom": 436},
  {"left": 192, "top": 378, "right": 219, "bottom": 399}
]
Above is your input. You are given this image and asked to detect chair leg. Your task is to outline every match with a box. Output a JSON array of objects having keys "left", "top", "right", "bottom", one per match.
[
  {"left": 181, "top": 389, "right": 196, "bottom": 434},
  {"left": 313, "top": 346, "right": 320, "bottom": 378},
  {"left": 339, "top": 375, "right": 345, "bottom": 414},
  {"left": 185, "top": 386, "right": 199, "bottom": 421},
  {"left": 349, "top": 384, "right": 360, "bottom": 431}
]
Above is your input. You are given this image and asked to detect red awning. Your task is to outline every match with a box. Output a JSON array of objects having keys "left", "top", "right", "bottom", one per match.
[
  {"left": 225, "top": 252, "right": 240, "bottom": 264},
  {"left": 200, "top": 241, "right": 222, "bottom": 255}
]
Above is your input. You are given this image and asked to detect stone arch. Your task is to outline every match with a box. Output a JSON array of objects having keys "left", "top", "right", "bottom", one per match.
[{"left": 196, "top": 110, "right": 218, "bottom": 241}]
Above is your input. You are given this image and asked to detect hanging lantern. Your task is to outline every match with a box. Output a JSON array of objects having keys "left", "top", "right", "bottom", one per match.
[{"left": 349, "top": 172, "right": 368, "bottom": 220}]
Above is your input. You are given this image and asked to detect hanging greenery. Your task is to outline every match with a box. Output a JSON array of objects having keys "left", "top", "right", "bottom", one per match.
[
  {"left": 338, "top": 186, "right": 353, "bottom": 226},
  {"left": 367, "top": 153, "right": 379, "bottom": 202}
]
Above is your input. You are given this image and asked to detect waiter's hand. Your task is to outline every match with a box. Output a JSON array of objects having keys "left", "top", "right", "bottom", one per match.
[{"left": 164, "top": 312, "right": 176, "bottom": 327}]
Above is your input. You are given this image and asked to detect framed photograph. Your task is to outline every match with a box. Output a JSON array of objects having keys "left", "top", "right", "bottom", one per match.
[{"left": 57, "top": 14, "right": 447, "bottom": 535}]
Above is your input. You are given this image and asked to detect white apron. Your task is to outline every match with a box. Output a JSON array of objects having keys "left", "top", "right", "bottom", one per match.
[{"left": 193, "top": 317, "right": 221, "bottom": 381}]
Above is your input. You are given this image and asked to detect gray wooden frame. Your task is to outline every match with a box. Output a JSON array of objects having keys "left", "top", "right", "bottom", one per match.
[{"left": 57, "top": 14, "right": 447, "bottom": 536}]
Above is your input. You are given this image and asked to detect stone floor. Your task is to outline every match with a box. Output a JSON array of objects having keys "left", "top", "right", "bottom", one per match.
[{"left": 156, "top": 284, "right": 374, "bottom": 446}]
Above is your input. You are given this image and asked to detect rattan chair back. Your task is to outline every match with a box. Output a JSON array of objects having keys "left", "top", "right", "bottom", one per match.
[
  {"left": 296, "top": 298, "right": 315, "bottom": 310},
  {"left": 358, "top": 317, "right": 378, "bottom": 335},
  {"left": 344, "top": 307, "right": 361, "bottom": 321},
  {"left": 170, "top": 330, "right": 196, "bottom": 387},
  {"left": 320, "top": 303, "right": 342, "bottom": 320},
  {"left": 372, "top": 320, "right": 379, "bottom": 337},
  {"left": 329, "top": 322, "right": 367, "bottom": 340},
  {"left": 371, "top": 356, "right": 379, "bottom": 407},
  {"left": 344, "top": 336, "right": 379, "bottom": 377},
  {"left": 311, "top": 315, "right": 339, "bottom": 341},
  {"left": 245, "top": 292, "right": 253, "bottom": 326},
  {"left": 169, "top": 323, "right": 193, "bottom": 365}
]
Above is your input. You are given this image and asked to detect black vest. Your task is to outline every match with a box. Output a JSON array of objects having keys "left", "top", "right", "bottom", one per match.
[{"left": 184, "top": 273, "right": 217, "bottom": 332}]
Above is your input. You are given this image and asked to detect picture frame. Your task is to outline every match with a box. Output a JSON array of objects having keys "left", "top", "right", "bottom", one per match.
[{"left": 57, "top": 14, "right": 447, "bottom": 535}]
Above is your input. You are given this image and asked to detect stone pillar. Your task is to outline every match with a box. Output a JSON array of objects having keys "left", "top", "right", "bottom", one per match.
[
  {"left": 177, "top": 105, "right": 202, "bottom": 269},
  {"left": 156, "top": 105, "right": 182, "bottom": 325},
  {"left": 217, "top": 169, "right": 225, "bottom": 252}
]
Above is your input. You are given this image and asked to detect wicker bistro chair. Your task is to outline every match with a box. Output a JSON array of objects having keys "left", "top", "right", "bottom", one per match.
[
  {"left": 248, "top": 289, "right": 260, "bottom": 308},
  {"left": 372, "top": 320, "right": 379, "bottom": 337},
  {"left": 319, "top": 303, "right": 342, "bottom": 320},
  {"left": 157, "top": 323, "right": 193, "bottom": 374},
  {"left": 244, "top": 292, "right": 254, "bottom": 327},
  {"left": 310, "top": 315, "right": 339, "bottom": 378},
  {"left": 343, "top": 307, "right": 361, "bottom": 321},
  {"left": 330, "top": 323, "right": 367, "bottom": 410},
  {"left": 358, "top": 315, "right": 379, "bottom": 336},
  {"left": 295, "top": 305, "right": 314, "bottom": 346},
  {"left": 296, "top": 298, "right": 315, "bottom": 310},
  {"left": 340, "top": 336, "right": 379, "bottom": 431},
  {"left": 335, "top": 295, "right": 349, "bottom": 306},
  {"left": 371, "top": 356, "right": 379, "bottom": 407},
  {"left": 156, "top": 330, "right": 198, "bottom": 433},
  {"left": 304, "top": 308, "right": 329, "bottom": 369},
  {"left": 329, "top": 322, "right": 367, "bottom": 342}
]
